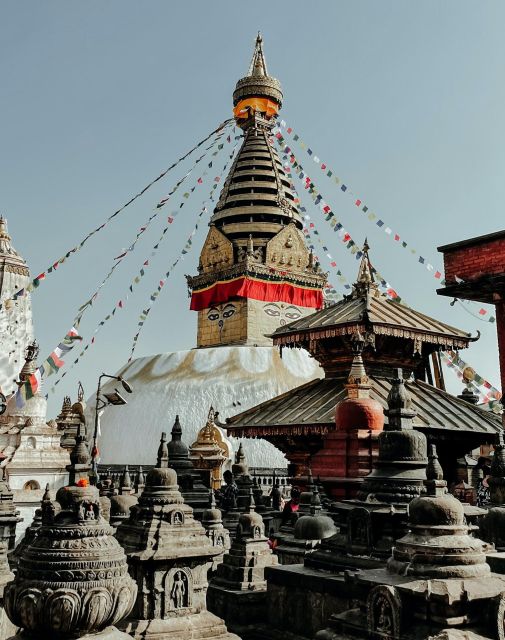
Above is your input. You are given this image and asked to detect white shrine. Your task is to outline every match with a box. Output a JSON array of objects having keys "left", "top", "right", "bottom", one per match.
[{"left": 0, "top": 218, "right": 70, "bottom": 539}]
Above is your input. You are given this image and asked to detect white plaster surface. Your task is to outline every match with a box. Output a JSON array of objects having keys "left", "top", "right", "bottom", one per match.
[{"left": 87, "top": 346, "right": 323, "bottom": 468}]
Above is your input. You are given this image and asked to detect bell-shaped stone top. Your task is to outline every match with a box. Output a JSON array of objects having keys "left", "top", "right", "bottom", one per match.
[
  {"left": 232, "top": 442, "right": 249, "bottom": 477},
  {"left": 237, "top": 488, "right": 264, "bottom": 539},
  {"left": 202, "top": 491, "right": 222, "bottom": 527},
  {"left": 167, "top": 414, "right": 189, "bottom": 459},
  {"left": 388, "top": 451, "right": 489, "bottom": 579},
  {"left": 294, "top": 486, "right": 337, "bottom": 541},
  {"left": 5, "top": 480, "right": 137, "bottom": 636}
]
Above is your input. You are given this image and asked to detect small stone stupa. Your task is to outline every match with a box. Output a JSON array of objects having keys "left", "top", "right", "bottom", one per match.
[
  {"left": 275, "top": 485, "right": 336, "bottom": 565},
  {"left": 316, "top": 445, "right": 505, "bottom": 640},
  {"left": 115, "top": 433, "right": 239, "bottom": 640},
  {"left": 109, "top": 466, "right": 138, "bottom": 529},
  {"left": 56, "top": 382, "right": 87, "bottom": 450},
  {"left": 4, "top": 430, "right": 136, "bottom": 639},
  {"left": 202, "top": 492, "right": 231, "bottom": 576},
  {"left": 207, "top": 488, "right": 278, "bottom": 634},
  {"left": 167, "top": 415, "right": 211, "bottom": 519}
]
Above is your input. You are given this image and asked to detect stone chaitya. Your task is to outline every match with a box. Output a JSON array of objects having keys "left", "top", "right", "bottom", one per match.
[
  {"left": 274, "top": 485, "right": 336, "bottom": 565},
  {"left": 221, "top": 443, "right": 254, "bottom": 538},
  {"left": 167, "top": 414, "right": 211, "bottom": 519},
  {"left": 207, "top": 489, "right": 278, "bottom": 636},
  {"left": 109, "top": 466, "right": 138, "bottom": 529},
  {"left": 56, "top": 382, "right": 87, "bottom": 451},
  {"left": 316, "top": 445, "right": 505, "bottom": 640},
  {"left": 308, "top": 369, "right": 428, "bottom": 571},
  {"left": 114, "top": 433, "right": 239, "bottom": 640},
  {"left": 202, "top": 492, "right": 231, "bottom": 577},
  {"left": 481, "top": 431, "right": 505, "bottom": 557},
  {"left": 4, "top": 439, "right": 137, "bottom": 639}
]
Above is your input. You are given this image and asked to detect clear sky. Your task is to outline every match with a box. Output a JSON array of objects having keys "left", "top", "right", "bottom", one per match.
[{"left": 1, "top": 1, "right": 504, "bottom": 415}]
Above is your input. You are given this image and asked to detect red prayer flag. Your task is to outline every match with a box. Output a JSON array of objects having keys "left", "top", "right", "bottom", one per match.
[
  {"left": 479, "top": 308, "right": 487, "bottom": 315},
  {"left": 355, "top": 199, "right": 361, "bottom": 207},
  {"left": 434, "top": 271, "right": 442, "bottom": 279},
  {"left": 394, "top": 234, "right": 400, "bottom": 241},
  {"left": 287, "top": 127, "right": 292, "bottom": 134},
  {"left": 321, "top": 164, "right": 326, "bottom": 170}
]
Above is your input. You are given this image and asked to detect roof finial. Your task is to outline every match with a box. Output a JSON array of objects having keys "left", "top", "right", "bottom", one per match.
[
  {"left": 248, "top": 32, "right": 268, "bottom": 77},
  {"left": 351, "top": 238, "right": 379, "bottom": 299},
  {"left": 157, "top": 432, "right": 169, "bottom": 468}
]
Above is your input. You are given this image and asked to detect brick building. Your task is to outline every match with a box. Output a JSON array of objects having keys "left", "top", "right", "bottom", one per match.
[{"left": 437, "top": 229, "right": 505, "bottom": 421}]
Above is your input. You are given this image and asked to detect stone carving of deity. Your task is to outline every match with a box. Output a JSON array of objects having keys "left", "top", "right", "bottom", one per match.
[{"left": 171, "top": 571, "right": 187, "bottom": 609}]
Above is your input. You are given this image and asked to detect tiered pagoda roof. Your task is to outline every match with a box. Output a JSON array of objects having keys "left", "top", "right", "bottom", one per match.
[{"left": 226, "top": 244, "right": 501, "bottom": 463}]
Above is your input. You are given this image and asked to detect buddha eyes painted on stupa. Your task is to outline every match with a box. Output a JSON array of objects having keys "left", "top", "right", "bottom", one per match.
[
  {"left": 207, "top": 303, "right": 237, "bottom": 323},
  {"left": 263, "top": 303, "right": 301, "bottom": 325}
]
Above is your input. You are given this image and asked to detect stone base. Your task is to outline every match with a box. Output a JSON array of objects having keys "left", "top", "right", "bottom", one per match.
[
  {"left": 264, "top": 564, "right": 349, "bottom": 639},
  {"left": 207, "top": 582, "right": 267, "bottom": 633},
  {"left": 9, "top": 626, "right": 132, "bottom": 640},
  {"left": 121, "top": 610, "right": 240, "bottom": 640}
]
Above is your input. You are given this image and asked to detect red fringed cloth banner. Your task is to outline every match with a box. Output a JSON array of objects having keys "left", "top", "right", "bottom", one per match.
[{"left": 190, "top": 276, "right": 323, "bottom": 311}]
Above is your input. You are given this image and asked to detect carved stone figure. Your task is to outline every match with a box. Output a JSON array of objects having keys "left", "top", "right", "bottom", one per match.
[{"left": 171, "top": 571, "right": 186, "bottom": 609}]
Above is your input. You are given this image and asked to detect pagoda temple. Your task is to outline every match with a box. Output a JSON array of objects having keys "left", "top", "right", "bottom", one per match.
[{"left": 227, "top": 243, "right": 502, "bottom": 492}]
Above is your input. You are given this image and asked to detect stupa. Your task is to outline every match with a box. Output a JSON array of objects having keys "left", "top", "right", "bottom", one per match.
[
  {"left": 167, "top": 414, "right": 211, "bottom": 518},
  {"left": 115, "top": 433, "right": 239, "bottom": 640},
  {"left": 109, "top": 466, "right": 138, "bottom": 528},
  {"left": 316, "top": 446, "right": 505, "bottom": 640},
  {"left": 2, "top": 343, "right": 70, "bottom": 540},
  {"left": 207, "top": 488, "right": 278, "bottom": 635},
  {"left": 4, "top": 432, "right": 137, "bottom": 639},
  {"left": 56, "top": 382, "right": 87, "bottom": 450},
  {"left": 89, "top": 34, "right": 326, "bottom": 470},
  {"left": 202, "top": 492, "right": 231, "bottom": 576},
  {"left": 0, "top": 217, "right": 34, "bottom": 397}
]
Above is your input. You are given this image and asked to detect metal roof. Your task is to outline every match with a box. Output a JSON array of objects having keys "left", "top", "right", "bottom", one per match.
[
  {"left": 226, "top": 376, "right": 501, "bottom": 438},
  {"left": 271, "top": 293, "right": 471, "bottom": 344}
]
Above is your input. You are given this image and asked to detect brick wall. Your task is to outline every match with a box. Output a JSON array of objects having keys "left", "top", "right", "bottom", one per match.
[{"left": 443, "top": 237, "right": 505, "bottom": 283}]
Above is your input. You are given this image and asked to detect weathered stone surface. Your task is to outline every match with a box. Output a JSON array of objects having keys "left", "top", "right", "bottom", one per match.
[
  {"left": 5, "top": 483, "right": 137, "bottom": 639},
  {"left": 116, "top": 433, "right": 238, "bottom": 640}
]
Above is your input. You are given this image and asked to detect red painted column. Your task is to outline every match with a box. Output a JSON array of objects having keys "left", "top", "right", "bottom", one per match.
[{"left": 495, "top": 294, "right": 505, "bottom": 427}]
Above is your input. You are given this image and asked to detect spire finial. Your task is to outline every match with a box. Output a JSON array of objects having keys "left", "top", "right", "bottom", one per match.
[
  {"left": 171, "top": 415, "right": 182, "bottom": 440},
  {"left": 249, "top": 486, "right": 256, "bottom": 513},
  {"left": 248, "top": 32, "right": 268, "bottom": 77},
  {"left": 351, "top": 238, "right": 379, "bottom": 299},
  {"left": 157, "top": 432, "right": 169, "bottom": 468}
]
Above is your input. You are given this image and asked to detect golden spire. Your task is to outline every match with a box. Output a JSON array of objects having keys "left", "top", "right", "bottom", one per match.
[
  {"left": 233, "top": 33, "right": 283, "bottom": 127},
  {"left": 247, "top": 32, "right": 268, "bottom": 77}
]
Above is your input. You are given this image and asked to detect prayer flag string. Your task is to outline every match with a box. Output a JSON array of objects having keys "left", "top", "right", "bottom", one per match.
[
  {"left": 75, "top": 128, "right": 233, "bottom": 322},
  {"left": 276, "top": 136, "right": 500, "bottom": 408},
  {"left": 274, "top": 120, "right": 496, "bottom": 323},
  {"left": 127, "top": 143, "right": 240, "bottom": 361},
  {"left": 275, "top": 138, "right": 401, "bottom": 302},
  {"left": 15, "top": 326, "right": 81, "bottom": 407},
  {"left": 0, "top": 118, "right": 234, "bottom": 315},
  {"left": 48, "top": 141, "right": 240, "bottom": 393}
]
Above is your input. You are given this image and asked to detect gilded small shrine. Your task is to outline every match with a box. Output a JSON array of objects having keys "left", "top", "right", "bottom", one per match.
[
  {"left": 187, "top": 34, "right": 326, "bottom": 348},
  {"left": 115, "top": 434, "right": 239, "bottom": 640},
  {"left": 189, "top": 408, "right": 228, "bottom": 489}
]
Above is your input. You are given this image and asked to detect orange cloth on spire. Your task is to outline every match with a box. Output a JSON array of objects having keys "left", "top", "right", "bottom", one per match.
[{"left": 233, "top": 97, "right": 279, "bottom": 119}]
